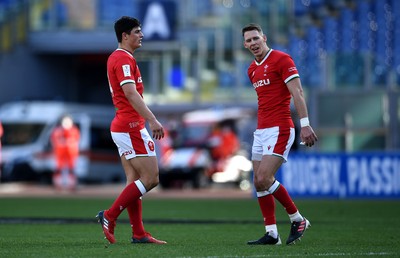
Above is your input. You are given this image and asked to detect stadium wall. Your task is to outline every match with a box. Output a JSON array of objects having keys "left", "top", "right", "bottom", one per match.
[{"left": 0, "top": 46, "right": 77, "bottom": 104}]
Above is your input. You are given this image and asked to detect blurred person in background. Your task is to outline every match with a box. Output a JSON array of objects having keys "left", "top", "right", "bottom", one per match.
[
  {"left": 96, "top": 16, "right": 166, "bottom": 245},
  {"left": 221, "top": 125, "right": 240, "bottom": 157},
  {"left": 208, "top": 124, "right": 240, "bottom": 174},
  {"left": 50, "top": 115, "right": 80, "bottom": 191},
  {"left": 242, "top": 23, "right": 318, "bottom": 245}
]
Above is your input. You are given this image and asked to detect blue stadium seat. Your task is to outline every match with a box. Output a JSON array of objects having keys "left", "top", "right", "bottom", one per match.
[
  {"left": 372, "top": 0, "right": 388, "bottom": 66},
  {"left": 305, "top": 56, "right": 322, "bottom": 87},
  {"left": 305, "top": 25, "right": 323, "bottom": 87},
  {"left": 355, "top": 0, "right": 371, "bottom": 52},
  {"left": 393, "top": 0, "right": 400, "bottom": 68},
  {"left": 339, "top": 7, "right": 355, "bottom": 53},
  {"left": 306, "top": 25, "right": 321, "bottom": 58},
  {"left": 0, "top": 0, "right": 12, "bottom": 8},
  {"left": 287, "top": 34, "right": 305, "bottom": 61},
  {"left": 293, "top": 0, "right": 308, "bottom": 16},
  {"left": 322, "top": 15, "right": 338, "bottom": 53},
  {"left": 287, "top": 34, "right": 310, "bottom": 86}
]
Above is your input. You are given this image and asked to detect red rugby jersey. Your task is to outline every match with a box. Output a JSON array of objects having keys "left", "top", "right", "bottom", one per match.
[
  {"left": 247, "top": 49, "right": 299, "bottom": 129},
  {"left": 107, "top": 48, "right": 146, "bottom": 132}
]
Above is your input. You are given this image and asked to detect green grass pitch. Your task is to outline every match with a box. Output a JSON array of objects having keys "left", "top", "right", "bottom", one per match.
[{"left": 0, "top": 197, "right": 399, "bottom": 257}]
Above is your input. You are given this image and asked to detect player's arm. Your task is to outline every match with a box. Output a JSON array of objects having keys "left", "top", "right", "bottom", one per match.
[
  {"left": 286, "top": 78, "right": 318, "bottom": 147},
  {"left": 122, "top": 82, "right": 164, "bottom": 140}
]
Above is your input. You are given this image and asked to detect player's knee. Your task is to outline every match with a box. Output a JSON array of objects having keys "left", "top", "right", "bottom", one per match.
[
  {"left": 253, "top": 174, "right": 266, "bottom": 189},
  {"left": 142, "top": 173, "right": 159, "bottom": 190},
  {"left": 253, "top": 174, "right": 274, "bottom": 190},
  {"left": 149, "top": 175, "right": 159, "bottom": 189}
]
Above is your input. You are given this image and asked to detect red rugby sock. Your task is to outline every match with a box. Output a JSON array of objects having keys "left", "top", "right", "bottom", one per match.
[
  {"left": 107, "top": 182, "right": 143, "bottom": 220},
  {"left": 257, "top": 194, "right": 276, "bottom": 225},
  {"left": 127, "top": 198, "right": 146, "bottom": 239},
  {"left": 272, "top": 184, "right": 298, "bottom": 215}
]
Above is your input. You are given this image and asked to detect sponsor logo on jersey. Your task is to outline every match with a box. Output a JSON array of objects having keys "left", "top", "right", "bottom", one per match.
[
  {"left": 288, "top": 67, "right": 297, "bottom": 72},
  {"left": 122, "top": 65, "right": 131, "bottom": 77},
  {"left": 129, "top": 121, "right": 140, "bottom": 128},
  {"left": 148, "top": 141, "right": 155, "bottom": 151},
  {"left": 123, "top": 150, "right": 133, "bottom": 156},
  {"left": 137, "top": 77, "right": 142, "bottom": 83},
  {"left": 253, "top": 79, "right": 270, "bottom": 89}
]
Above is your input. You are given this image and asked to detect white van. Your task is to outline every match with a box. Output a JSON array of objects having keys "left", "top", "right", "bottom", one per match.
[{"left": 0, "top": 101, "right": 125, "bottom": 184}]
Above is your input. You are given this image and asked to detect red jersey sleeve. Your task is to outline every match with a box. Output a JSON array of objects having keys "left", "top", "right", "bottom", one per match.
[
  {"left": 277, "top": 54, "right": 300, "bottom": 84},
  {"left": 113, "top": 55, "right": 137, "bottom": 87}
]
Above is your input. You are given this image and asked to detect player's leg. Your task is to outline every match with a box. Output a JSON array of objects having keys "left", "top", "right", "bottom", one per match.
[
  {"left": 104, "top": 129, "right": 156, "bottom": 217},
  {"left": 124, "top": 166, "right": 146, "bottom": 239},
  {"left": 96, "top": 156, "right": 144, "bottom": 244},
  {"left": 128, "top": 156, "right": 166, "bottom": 244},
  {"left": 126, "top": 198, "right": 145, "bottom": 237},
  {"left": 124, "top": 164, "right": 158, "bottom": 241},
  {"left": 97, "top": 129, "right": 166, "bottom": 244},
  {"left": 66, "top": 156, "right": 77, "bottom": 191},
  {"left": 123, "top": 156, "right": 167, "bottom": 244},
  {"left": 255, "top": 155, "right": 310, "bottom": 245},
  {"left": 53, "top": 156, "right": 67, "bottom": 190},
  {"left": 265, "top": 127, "right": 310, "bottom": 245},
  {"left": 273, "top": 174, "right": 311, "bottom": 245},
  {"left": 248, "top": 156, "right": 282, "bottom": 245},
  {"left": 105, "top": 156, "right": 148, "bottom": 218},
  {"left": 248, "top": 129, "right": 281, "bottom": 245},
  {"left": 97, "top": 131, "right": 147, "bottom": 244}
]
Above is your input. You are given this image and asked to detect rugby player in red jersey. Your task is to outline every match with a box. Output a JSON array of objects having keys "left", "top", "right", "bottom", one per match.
[
  {"left": 242, "top": 23, "right": 318, "bottom": 245},
  {"left": 96, "top": 16, "right": 166, "bottom": 245}
]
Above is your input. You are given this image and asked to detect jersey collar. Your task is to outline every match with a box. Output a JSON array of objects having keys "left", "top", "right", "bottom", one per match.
[
  {"left": 255, "top": 48, "right": 273, "bottom": 66},
  {"left": 116, "top": 48, "right": 134, "bottom": 57}
]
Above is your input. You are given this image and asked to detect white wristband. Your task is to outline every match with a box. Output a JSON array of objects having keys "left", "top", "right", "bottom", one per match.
[{"left": 300, "top": 117, "right": 310, "bottom": 127}]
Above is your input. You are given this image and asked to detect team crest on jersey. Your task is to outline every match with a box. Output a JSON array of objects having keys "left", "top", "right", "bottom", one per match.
[
  {"left": 122, "top": 65, "right": 131, "bottom": 77},
  {"left": 263, "top": 64, "right": 268, "bottom": 73},
  {"left": 138, "top": 77, "right": 142, "bottom": 83},
  {"left": 148, "top": 141, "right": 155, "bottom": 151},
  {"left": 288, "top": 67, "right": 297, "bottom": 72}
]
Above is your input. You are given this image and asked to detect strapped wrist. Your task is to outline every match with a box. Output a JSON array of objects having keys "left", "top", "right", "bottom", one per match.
[{"left": 300, "top": 117, "right": 310, "bottom": 127}]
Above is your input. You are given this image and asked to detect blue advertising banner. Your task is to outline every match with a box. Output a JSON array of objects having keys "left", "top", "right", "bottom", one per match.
[{"left": 277, "top": 152, "right": 400, "bottom": 198}]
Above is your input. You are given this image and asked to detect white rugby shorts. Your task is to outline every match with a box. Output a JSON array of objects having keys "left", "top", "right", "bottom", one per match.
[
  {"left": 251, "top": 126, "right": 295, "bottom": 162},
  {"left": 111, "top": 128, "right": 156, "bottom": 160}
]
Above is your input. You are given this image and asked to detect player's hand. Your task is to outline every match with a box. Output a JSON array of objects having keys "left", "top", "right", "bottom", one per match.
[
  {"left": 300, "top": 126, "right": 318, "bottom": 147},
  {"left": 148, "top": 119, "right": 164, "bottom": 140}
]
